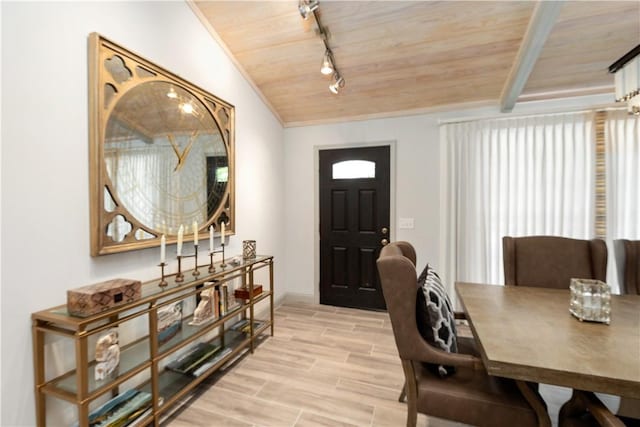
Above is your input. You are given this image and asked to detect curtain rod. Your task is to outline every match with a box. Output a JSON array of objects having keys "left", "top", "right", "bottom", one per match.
[{"left": 437, "top": 104, "right": 625, "bottom": 126}]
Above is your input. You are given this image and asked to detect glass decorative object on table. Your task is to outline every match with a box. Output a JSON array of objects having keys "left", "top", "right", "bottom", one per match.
[
  {"left": 569, "top": 278, "right": 611, "bottom": 324},
  {"left": 243, "top": 240, "right": 256, "bottom": 260}
]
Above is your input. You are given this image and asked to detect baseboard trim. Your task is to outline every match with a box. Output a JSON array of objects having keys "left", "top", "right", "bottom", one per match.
[
  {"left": 278, "top": 292, "right": 315, "bottom": 306},
  {"left": 253, "top": 292, "right": 315, "bottom": 318}
]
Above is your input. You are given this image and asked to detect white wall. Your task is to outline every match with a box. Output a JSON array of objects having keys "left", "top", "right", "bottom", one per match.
[
  {"left": 1, "top": 2, "right": 284, "bottom": 425},
  {"left": 282, "top": 94, "right": 614, "bottom": 300},
  {"left": 283, "top": 115, "right": 442, "bottom": 300},
  {"left": 0, "top": 1, "right": 3, "bottom": 423}
]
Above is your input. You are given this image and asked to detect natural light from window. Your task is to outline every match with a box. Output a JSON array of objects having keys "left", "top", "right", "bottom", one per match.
[{"left": 332, "top": 160, "right": 376, "bottom": 179}]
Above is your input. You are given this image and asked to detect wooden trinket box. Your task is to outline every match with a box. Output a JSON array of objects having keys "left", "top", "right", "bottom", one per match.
[
  {"left": 234, "top": 284, "right": 263, "bottom": 300},
  {"left": 67, "top": 278, "right": 142, "bottom": 317}
]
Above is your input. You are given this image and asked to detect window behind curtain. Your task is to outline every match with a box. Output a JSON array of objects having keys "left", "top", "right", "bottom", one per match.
[
  {"left": 606, "top": 109, "right": 640, "bottom": 240},
  {"left": 606, "top": 110, "right": 640, "bottom": 292},
  {"left": 441, "top": 111, "right": 595, "bottom": 293}
]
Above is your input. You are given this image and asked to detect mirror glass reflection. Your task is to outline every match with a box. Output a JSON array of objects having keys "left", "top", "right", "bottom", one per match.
[{"left": 104, "top": 82, "right": 228, "bottom": 241}]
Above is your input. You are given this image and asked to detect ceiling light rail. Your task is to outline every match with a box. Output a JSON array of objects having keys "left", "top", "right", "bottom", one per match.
[
  {"left": 609, "top": 44, "right": 640, "bottom": 115},
  {"left": 298, "top": 0, "right": 318, "bottom": 20},
  {"left": 298, "top": 0, "right": 345, "bottom": 94}
]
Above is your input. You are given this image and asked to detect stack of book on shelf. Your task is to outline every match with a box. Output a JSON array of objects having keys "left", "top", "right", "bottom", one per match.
[
  {"left": 214, "top": 284, "right": 241, "bottom": 316},
  {"left": 218, "top": 283, "right": 242, "bottom": 316},
  {"left": 229, "top": 319, "right": 266, "bottom": 335},
  {"left": 166, "top": 342, "right": 232, "bottom": 377},
  {"left": 190, "top": 283, "right": 241, "bottom": 326},
  {"left": 223, "top": 283, "right": 241, "bottom": 313},
  {"left": 74, "top": 389, "right": 152, "bottom": 427}
]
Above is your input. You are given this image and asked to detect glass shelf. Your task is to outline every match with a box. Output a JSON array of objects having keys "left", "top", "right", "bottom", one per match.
[
  {"left": 157, "top": 304, "right": 245, "bottom": 357},
  {"left": 54, "top": 338, "right": 150, "bottom": 395},
  {"left": 153, "top": 321, "right": 267, "bottom": 405},
  {"left": 32, "top": 255, "right": 273, "bottom": 331},
  {"left": 157, "top": 290, "right": 271, "bottom": 357}
]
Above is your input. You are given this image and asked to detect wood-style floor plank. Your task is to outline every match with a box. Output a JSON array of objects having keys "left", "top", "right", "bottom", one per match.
[
  {"left": 166, "top": 404, "right": 253, "bottom": 427},
  {"left": 184, "top": 387, "right": 301, "bottom": 426},
  {"left": 257, "top": 380, "right": 375, "bottom": 426},
  {"left": 170, "top": 300, "right": 587, "bottom": 427},
  {"left": 294, "top": 411, "right": 360, "bottom": 427}
]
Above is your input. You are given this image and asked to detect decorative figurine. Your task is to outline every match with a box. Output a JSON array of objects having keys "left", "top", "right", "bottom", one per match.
[
  {"left": 192, "top": 288, "right": 216, "bottom": 324},
  {"left": 94, "top": 328, "right": 120, "bottom": 381},
  {"left": 157, "top": 301, "right": 183, "bottom": 345}
]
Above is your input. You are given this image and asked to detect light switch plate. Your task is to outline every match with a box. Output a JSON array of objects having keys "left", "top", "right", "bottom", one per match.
[{"left": 399, "top": 218, "right": 414, "bottom": 229}]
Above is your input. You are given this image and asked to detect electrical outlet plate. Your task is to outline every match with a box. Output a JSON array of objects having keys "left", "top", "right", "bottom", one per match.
[{"left": 399, "top": 218, "right": 414, "bottom": 229}]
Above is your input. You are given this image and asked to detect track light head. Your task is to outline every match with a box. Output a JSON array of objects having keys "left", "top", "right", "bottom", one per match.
[
  {"left": 320, "top": 50, "right": 334, "bottom": 75},
  {"left": 296, "top": 0, "right": 347, "bottom": 94},
  {"left": 329, "top": 73, "right": 345, "bottom": 94},
  {"left": 299, "top": 0, "right": 319, "bottom": 20}
]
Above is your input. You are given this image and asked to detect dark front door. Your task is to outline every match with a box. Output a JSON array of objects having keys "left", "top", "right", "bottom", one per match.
[{"left": 319, "top": 146, "right": 391, "bottom": 310}]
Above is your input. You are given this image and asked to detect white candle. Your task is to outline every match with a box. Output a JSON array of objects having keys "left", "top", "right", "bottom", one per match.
[
  {"left": 192, "top": 221, "right": 198, "bottom": 246},
  {"left": 177, "top": 224, "right": 184, "bottom": 256},
  {"left": 221, "top": 222, "right": 226, "bottom": 246},
  {"left": 160, "top": 234, "right": 166, "bottom": 264},
  {"left": 209, "top": 225, "right": 214, "bottom": 253}
]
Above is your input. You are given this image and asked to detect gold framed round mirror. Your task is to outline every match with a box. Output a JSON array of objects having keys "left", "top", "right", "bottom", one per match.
[{"left": 89, "top": 33, "right": 235, "bottom": 255}]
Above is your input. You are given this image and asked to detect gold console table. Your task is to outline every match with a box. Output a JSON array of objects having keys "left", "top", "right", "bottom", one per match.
[{"left": 32, "top": 255, "right": 274, "bottom": 427}]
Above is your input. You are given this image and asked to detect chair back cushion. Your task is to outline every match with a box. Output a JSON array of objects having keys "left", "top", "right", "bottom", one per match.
[
  {"left": 417, "top": 264, "right": 458, "bottom": 376},
  {"left": 378, "top": 242, "right": 441, "bottom": 362},
  {"left": 503, "top": 236, "right": 607, "bottom": 289},
  {"left": 620, "top": 240, "right": 640, "bottom": 295},
  {"left": 417, "top": 265, "right": 457, "bottom": 351}
]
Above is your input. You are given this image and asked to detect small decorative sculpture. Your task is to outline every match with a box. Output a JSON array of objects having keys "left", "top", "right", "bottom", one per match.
[
  {"left": 157, "top": 301, "right": 183, "bottom": 345},
  {"left": 192, "top": 288, "right": 215, "bottom": 324},
  {"left": 569, "top": 278, "right": 611, "bottom": 324},
  {"left": 94, "top": 328, "right": 120, "bottom": 381},
  {"left": 242, "top": 240, "right": 256, "bottom": 260}
]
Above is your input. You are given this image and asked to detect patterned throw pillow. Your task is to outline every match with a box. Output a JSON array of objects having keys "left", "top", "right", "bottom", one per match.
[{"left": 416, "top": 264, "right": 458, "bottom": 376}]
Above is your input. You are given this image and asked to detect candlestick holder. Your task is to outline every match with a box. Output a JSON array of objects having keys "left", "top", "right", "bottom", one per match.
[
  {"left": 208, "top": 251, "right": 216, "bottom": 273},
  {"left": 158, "top": 262, "right": 168, "bottom": 288},
  {"left": 175, "top": 256, "right": 184, "bottom": 283},
  {"left": 192, "top": 245, "right": 200, "bottom": 277},
  {"left": 208, "top": 244, "right": 227, "bottom": 271},
  {"left": 220, "top": 243, "right": 227, "bottom": 268}
]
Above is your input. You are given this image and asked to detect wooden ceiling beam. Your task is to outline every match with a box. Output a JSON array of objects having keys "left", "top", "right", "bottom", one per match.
[{"left": 500, "top": 1, "right": 564, "bottom": 113}]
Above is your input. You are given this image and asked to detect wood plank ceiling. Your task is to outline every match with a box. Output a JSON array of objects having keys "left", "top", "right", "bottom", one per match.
[{"left": 190, "top": 1, "right": 640, "bottom": 127}]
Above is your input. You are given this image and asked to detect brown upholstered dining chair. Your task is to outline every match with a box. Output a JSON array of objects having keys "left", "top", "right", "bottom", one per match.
[
  {"left": 503, "top": 236, "right": 607, "bottom": 288},
  {"left": 615, "top": 239, "right": 640, "bottom": 296},
  {"left": 501, "top": 236, "right": 626, "bottom": 427},
  {"left": 613, "top": 240, "right": 640, "bottom": 425},
  {"left": 377, "top": 241, "right": 551, "bottom": 427},
  {"left": 559, "top": 391, "right": 626, "bottom": 427}
]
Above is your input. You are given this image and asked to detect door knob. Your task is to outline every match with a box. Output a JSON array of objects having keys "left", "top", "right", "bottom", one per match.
[
  {"left": 381, "top": 227, "right": 389, "bottom": 234},
  {"left": 381, "top": 238, "right": 389, "bottom": 246}
]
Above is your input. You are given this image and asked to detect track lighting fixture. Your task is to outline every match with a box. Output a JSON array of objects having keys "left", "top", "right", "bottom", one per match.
[
  {"left": 298, "top": 0, "right": 319, "bottom": 20},
  {"left": 320, "top": 50, "right": 334, "bottom": 75},
  {"left": 297, "top": 0, "right": 345, "bottom": 94},
  {"left": 609, "top": 44, "right": 640, "bottom": 115},
  {"left": 329, "top": 73, "right": 345, "bottom": 94}
]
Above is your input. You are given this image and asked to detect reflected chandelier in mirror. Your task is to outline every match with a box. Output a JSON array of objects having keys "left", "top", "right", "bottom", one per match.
[{"left": 89, "top": 33, "right": 235, "bottom": 256}]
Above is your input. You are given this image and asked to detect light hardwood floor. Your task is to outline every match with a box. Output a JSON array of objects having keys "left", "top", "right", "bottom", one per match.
[
  {"left": 166, "top": 300, "right": 466, "bottom": 426},
  {"left": 165, "top": 300, "right": 615, "bottom": 427}
]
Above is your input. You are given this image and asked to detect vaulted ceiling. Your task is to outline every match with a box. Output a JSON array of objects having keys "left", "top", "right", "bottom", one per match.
[{"left": 189, "top": 1, "right": 640, "bottom": 127}]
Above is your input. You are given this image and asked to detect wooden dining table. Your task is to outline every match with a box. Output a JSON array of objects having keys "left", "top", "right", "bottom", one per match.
[{"left": 455, "top": 282, "right": 640, "bottom": 399}]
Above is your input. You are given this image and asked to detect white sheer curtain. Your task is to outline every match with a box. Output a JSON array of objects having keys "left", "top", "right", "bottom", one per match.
[
  {"left": 606, "top": 110, "right": 640, "bottom": 293},
  {"left": 441, "top": 112, "right": 595, "bottom": 296},
  {"left": 606, "top": 109, "right": 640, "bottom": 240}
]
